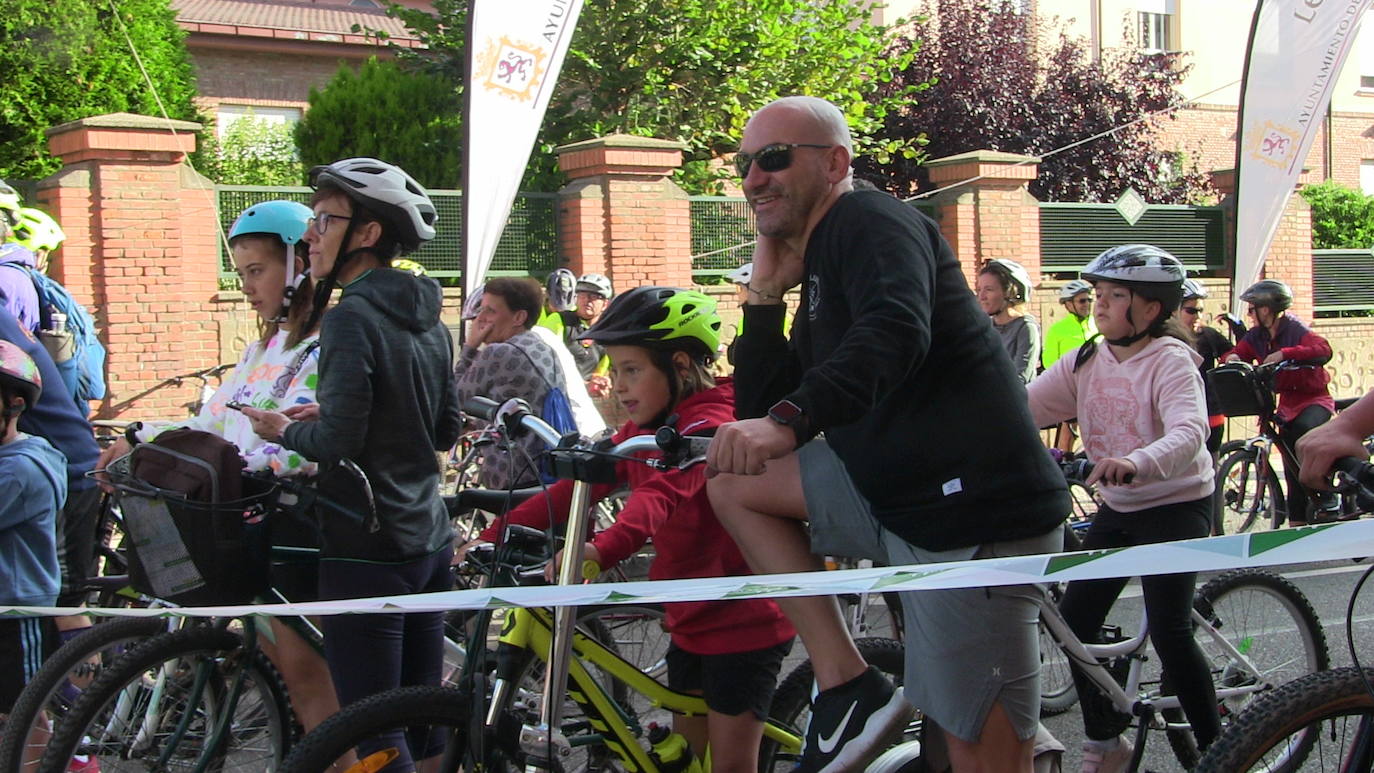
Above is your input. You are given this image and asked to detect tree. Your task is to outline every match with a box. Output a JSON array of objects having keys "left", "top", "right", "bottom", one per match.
[
  {"left": 197, "top": 114, "right": 304, "bottom": 186},
  {"left": 0, "top": 0, "right": 200, "bottom": 179},
  {"left": 385, "top": 0, "right": 924, "bottom": 193},
  {"left": 1300, "top": 180, "right": 1374, "bottom": 249},
  {"left": 294, "top": 58, "right": 463, "bottom": 189},
  {"left": 854, "top": 0, "right": 1212, "bottom": 204}
]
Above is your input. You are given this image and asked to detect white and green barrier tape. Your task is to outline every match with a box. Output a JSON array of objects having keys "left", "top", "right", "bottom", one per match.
[{"left": 4, "top": 520, "right": 1373, "bottom": 618}]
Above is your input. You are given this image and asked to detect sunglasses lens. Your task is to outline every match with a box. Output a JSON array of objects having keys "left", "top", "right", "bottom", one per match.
[
  {"left": 733, "top": 155, "right": 751, "bottom": 177},
  {"left": 756, "top": 146, "right": 792, "bottom": 173}
]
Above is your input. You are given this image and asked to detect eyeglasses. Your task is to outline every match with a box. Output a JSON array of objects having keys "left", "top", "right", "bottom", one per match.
[
  {"left": 1073, "top": 298, "right": 1093, "bottom": 305},
  {"left": 308, "top": 212, "right": 353, "bottom": 235},
  {"left": 1181, "top": 306, "right": 1202, "bottom": 315},
  {"left": 733, "top": 143, "right": 833, "bottom": 178}
]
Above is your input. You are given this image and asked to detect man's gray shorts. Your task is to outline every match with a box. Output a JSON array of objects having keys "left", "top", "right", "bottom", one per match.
[{"left": 799, "top": 438, "right": 1059, "bottom": 743}]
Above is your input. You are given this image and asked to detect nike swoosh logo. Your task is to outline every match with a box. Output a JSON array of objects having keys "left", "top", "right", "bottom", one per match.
[{"left": 816, "top": 700, "right": 858, "bottom": 754}]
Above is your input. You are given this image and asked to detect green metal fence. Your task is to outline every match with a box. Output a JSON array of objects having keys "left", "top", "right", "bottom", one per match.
[
  {"left": 1313, "top": 249, "right": 1374, "bottom": 312},
  {"left": 689, "top": 195, "right": 937, "bottom": 281},
  {"left": 216, "top": 186, "right": 559, "bottom": 282},
  {"left": 1039, "top": 203, "right": 1226, "bottom": 273}
]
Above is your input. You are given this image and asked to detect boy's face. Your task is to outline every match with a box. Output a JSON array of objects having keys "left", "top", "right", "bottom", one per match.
[{"left": 1, "top": 394, "right": 21, "bottom": 443}]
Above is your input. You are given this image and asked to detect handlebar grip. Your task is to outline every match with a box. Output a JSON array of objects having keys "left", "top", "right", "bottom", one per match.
[
  {"left": 463, "top": 396, "right": 501, "bottom": 421},
  {"left": 1333, "top": 456, "right": 1374, "bottom": 482}
]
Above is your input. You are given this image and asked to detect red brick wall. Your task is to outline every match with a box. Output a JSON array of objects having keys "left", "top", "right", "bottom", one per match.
[{"left": 192, "top": 49, "right": 354, "bottom": 115}]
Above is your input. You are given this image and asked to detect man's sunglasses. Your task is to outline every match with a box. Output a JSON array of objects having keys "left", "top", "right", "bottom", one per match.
[{"left": 733, "top": 143, "right": 833, "bottom": 178}]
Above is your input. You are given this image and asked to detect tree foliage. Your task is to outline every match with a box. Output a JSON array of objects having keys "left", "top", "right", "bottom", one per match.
[
  {"left": 855, "top": 0, "right": 1212, "bottom": 204},
  {"left": 198, "top": 114, "right": 304, "bottom": 186},
  {"left": 386, "top": 0, "right": 925, "bottom": 193},
  {"left": 0, "top": 0, "right": 200, "bottom": 179},
  {"left": 293, "top": 58, "right": 463, "bottom": 189},
  {"left": 1300, "top": 180, "right": 1374, "bottom": 249}
]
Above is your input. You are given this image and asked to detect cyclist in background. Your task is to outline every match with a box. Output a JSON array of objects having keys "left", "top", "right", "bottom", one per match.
[
  {"left": 11, "top": 208, "right": 66, "bottom": 271},
  {"left": 536, "top": 267, "right": 578, "bottom": 335},
  {"left": 977, "top": 258, "right": 1040, "bottom": 383},
  {"left": 560, "top": 273, "right": 614, "bottom": 395},
  {"left": 245, "top": 158, "right": 461, "bottom": 772},
  {"left": 1175, "top": 279, "right": 1230, "bottom": 456},
  {"left": 1028, "top": 245, "right": 1219, "bottom": 772},
  {"left": 478, "top": 287, "right": 795, "bottom": 773},
  {"left": 1222, "top": 279, "right": 1337, "bottom": 525},
  {"left": 1042, "top": 279, "right": 1095, "bottom": 369}
]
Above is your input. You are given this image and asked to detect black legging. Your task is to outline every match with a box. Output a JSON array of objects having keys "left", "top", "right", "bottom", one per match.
[
  {"left": 1278, "top": 403, "right": 1334, "bottom": 524},
  {"left": 1058, "top": 496, "right": 1221, "bottom": 749}
]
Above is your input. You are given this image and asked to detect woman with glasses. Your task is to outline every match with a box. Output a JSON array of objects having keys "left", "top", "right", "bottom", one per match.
[{"left": 1175, "top": 279, "right": 1231, "bottom": 455}]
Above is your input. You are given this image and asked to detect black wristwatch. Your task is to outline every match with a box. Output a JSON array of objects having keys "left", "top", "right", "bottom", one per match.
[{"left": 767, "top": 399, "right": 808, "bottom": 446}]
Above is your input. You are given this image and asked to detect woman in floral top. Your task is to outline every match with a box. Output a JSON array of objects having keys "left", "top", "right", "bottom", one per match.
[{"left": 95, "top": 200, "right": 342, "bottom": 740}]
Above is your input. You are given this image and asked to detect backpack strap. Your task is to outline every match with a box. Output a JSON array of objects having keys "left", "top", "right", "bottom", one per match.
[{"left": 269, "top": 340, "right": 321, "bottom": 400}]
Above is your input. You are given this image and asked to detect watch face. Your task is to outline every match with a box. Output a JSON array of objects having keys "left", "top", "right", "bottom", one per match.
[{"left": 769, "top": 399, "right": 803, "bottom": 424}]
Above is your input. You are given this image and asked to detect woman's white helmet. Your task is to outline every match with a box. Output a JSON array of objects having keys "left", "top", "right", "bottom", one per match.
[
  {"left": 576, "top": 272, "right": 614, "bottom": 299},
  {"left": 1182, "top": 278, "right": 1208, "bottom": 301},
  {"left": 982, "top": 259, "right": 1034, "bottom": 304},
  {"left": 308, "top": 158, "right": 437, "bottom": 252}
]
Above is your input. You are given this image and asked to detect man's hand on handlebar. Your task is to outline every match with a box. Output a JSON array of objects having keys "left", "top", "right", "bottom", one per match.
[
  {"left": 1087, "top": 457, "right": 1137, "bottom": 487},
  {"left": 1298, "top": 422, "right": 1372, "bottom": 491},
  {"left": 94, "top": 437, "right": 133, "bottom": 493},
  {"left": 705, "top": 417, "right": 795, "bottom": 477}
]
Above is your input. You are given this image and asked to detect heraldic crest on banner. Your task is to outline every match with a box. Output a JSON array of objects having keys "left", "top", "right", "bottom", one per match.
[{"left": 477, "top": 36, "right": 549, "bottom": 102}]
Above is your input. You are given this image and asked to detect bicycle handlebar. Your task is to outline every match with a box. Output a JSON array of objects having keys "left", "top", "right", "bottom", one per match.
[
  {"left": 1060, "top": 456, "right": 1135, "bottom": 485},
  {"left": 1333, "top": 457, "right": 1374, "bottom": 513}
]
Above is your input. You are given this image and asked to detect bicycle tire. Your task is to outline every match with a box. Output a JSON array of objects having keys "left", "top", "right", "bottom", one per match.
[
  {"left": 278, "top": 684, "right": 470, "bottom": 773},
  {"left": 1193, "top": 666, "right": 1374, "bottom": 773},
  {"left": 1215, "top": 449, "right": 1283, "bottom": 535},
  {"left": 1038, "top": 617, "right": 1078, "bottom": 717},
  {"left": 759, "top": 637, "right": 914, "bottom": 773},
  {"left": 0, "top": 617, "right": 168, "bottom": 773},
  {"left": 37, "top": 626, "right": 294, "bottom": 773},
  {"left": 1163, "top": 568, "right": 1330, "bottom": 769}
]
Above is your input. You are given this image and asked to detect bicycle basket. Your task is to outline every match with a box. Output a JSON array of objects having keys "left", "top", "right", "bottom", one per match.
[
  {"left": 1206, "top": 362, "right": 1274, "bottom": 417},
  {"left": 110, "top": 431, "right": 276, "bottom": 606}
]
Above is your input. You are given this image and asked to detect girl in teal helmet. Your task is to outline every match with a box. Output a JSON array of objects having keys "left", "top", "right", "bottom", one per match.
[{"left": 475, "top": 286, "right": 796, "bottom": 773}]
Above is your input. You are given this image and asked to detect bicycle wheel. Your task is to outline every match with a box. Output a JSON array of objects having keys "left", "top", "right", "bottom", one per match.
[
  {"left": 1193, "top": 667, "right": 1374, "bottom": 773},
  {"left": 759, "top": 637, "right": 915, "bottom": 773},
  {"left": 0, "top": 618, "right": 168, "bottom": 773},
  {"left": 1163, "top": 568, "right": 1330, "bottom": 769},
  {"left": 1215, "top": 449, "right": 1283, "bottom": 534},
  {"left": 278, "top": 685, "right": 470, "bottom": 773},
  {"left": 1038, "top": 617, "right": 1077, "bottom": 717},
  {"left": 38, "top": 626, "right": 293, "bottom": 773}
]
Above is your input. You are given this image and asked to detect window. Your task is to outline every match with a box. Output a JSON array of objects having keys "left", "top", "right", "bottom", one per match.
[
  {"left": 1361, "top": 11, "right": 1374, "bottom": 89},
  {"left": 1137, "top": 0, "right": 1176, "bottom": 53},
  {"left": 215, "top": 105, "right": 301, "bottom": 139},
  {"left": 1361, "top": 161, "right": 1374, "bottom": 195}
]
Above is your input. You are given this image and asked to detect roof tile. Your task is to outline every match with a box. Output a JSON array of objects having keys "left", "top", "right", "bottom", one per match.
[{"left": 171, "top": 0, "right": 420, "bottom": 42}]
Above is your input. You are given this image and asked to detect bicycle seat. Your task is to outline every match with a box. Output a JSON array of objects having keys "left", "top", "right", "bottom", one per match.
[{"left": 446, "top": 487, "right": 544, "bottom": 517}]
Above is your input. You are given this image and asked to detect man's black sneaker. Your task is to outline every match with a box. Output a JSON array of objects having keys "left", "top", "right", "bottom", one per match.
[{"left": 799, "top": 665, "right": 914, "bottom": 772}]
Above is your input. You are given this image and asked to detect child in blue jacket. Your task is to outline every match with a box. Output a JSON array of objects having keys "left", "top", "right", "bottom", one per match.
[{"left": 0, "top": 340, "right": 65, "bottom": 716}]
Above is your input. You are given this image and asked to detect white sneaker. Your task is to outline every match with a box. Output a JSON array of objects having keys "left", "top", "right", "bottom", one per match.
[{"left": 1080, "top": 737, "right": 1132, "bottom": 773}]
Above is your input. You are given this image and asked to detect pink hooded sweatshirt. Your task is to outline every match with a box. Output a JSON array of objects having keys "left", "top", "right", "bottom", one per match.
[{"left": 1028, "top": 336, "right": 1214, "bottom": 513}]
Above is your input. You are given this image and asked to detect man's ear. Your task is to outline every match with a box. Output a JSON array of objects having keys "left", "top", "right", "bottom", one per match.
[{"left": 825, "top": 145, "right": 853, "bottom": 184}]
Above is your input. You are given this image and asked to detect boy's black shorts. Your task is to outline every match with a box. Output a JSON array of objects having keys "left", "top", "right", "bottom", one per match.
[
  {"left": 664, "top": 638, "right": 793, "bottom": 720},
  {"left": 0, "top": 616, "right": 57, "bottom": 714}
]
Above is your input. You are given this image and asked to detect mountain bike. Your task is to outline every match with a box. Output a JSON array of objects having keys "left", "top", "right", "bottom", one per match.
[{"left": 1192, "top": 456, "right": 1374, "bottom": 773}]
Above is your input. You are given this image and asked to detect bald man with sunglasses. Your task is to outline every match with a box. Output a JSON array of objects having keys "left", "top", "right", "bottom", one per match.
[{"left": 706, "top": 97, "right": 1068, "bottom": 773}]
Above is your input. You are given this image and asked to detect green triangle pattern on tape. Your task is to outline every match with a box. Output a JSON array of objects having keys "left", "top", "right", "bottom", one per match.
[
  {"left": 1045, "top": 548, "right": 1126, "bottom": 574},
  {"left": 725, "top": 583, "right": 800, "bottom": 598},
  {"left": 1248, "top": 525, "right": 1336, "bottom": 555},
  {"left": 603, "top": 591, "right": 641, "bottom": 603},
  {"left": 870, "top": 569, "right": 952, "bottom": 590},
  {"left": 489, "top": 597, "right": 518, "bottom": 609}
]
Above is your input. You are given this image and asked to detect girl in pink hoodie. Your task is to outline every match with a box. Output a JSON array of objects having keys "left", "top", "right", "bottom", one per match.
[{"left": 1027, "top": 245, "right": 1218, "bottom": 773}]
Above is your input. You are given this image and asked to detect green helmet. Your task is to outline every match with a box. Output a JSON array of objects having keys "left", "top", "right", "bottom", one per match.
[
  {"left": 13, "top": 208, "right": 66, "bottom": 252},
  {"left": 580, "top": 286, "right": 722, "bottom": 361}
]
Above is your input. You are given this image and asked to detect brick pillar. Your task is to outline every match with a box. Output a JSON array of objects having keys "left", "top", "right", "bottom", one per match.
[
  {"left": 42, "top": 112, "right": 221, "bottom": 419},
  {"left": 924, "top": 150, "right": 1042, "bottom": 290},
  {"left": 1209, "top": 167, "right": 1316, "bottom": 320},
  {"left": 554, "top": 134, "right": 693, "bottom": 290}
]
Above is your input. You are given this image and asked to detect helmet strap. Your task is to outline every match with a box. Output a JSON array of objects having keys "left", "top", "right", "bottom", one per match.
[{"left": 1104, "top": 293, "right": 1153, "bottom": 347}]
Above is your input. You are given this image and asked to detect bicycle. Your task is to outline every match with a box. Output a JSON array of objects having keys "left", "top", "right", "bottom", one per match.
[
  {"left": 1190, "top": 456, "right": 1374, "bottom": 773},
  {"left": 1209, "top": 360, "right": 1369, "bottom": 535},
  {"left": 276, "top": 397, "right": 915, "bottom": 772}
]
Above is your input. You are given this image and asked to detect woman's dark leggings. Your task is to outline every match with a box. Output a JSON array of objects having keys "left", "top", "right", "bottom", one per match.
[
  {"left": 1058, "top": 496, "right": 1222, "bottom": 749},
  {"left": 1278, "top": 404, "right": 1334, "bottom": 523},
  {"left": 318, "top": 544, "right": 454, "bottom": 771}
]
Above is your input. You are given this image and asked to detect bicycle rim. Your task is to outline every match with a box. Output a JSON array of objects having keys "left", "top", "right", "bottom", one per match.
[
  {"left": 1194, "top": 667, "right": 1374, "bottom": 773},
  {"left": 39, "top": 627, "right": 292, "bottom": 773},
  {"left": 1216, "top": 450, "right": 1281, "bottom": 535}
]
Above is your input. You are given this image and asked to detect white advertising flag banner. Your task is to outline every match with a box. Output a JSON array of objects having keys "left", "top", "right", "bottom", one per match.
[
  {"left": 465, "top": 0, "right": 584, "bottom": 293},
  {"left": 1233, "top": 0, "right": 1370, "bottom": 313}
]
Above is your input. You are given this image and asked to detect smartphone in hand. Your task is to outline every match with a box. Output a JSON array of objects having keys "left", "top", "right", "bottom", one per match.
[{"left": 226, "top": 401, "right": 249, "bottom": 412}]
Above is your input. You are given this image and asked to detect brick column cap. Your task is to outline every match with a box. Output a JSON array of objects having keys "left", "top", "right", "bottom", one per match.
[
  {"left": 555, "top": 134, "right": 687, "bottom": 179},
  {"left": 925, "top": 149, "right": 1040, "bottom": 186},
  {"left": 47, "top": 112, "right": 201, "bottom": 164},
  {"left": 1209, "top": 165, "right": 1314, "bottom": 197}
]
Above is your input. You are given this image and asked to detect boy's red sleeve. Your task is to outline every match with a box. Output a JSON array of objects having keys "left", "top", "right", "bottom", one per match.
[{"left": 591, "top": 466, "right": 702, "bottom": 568}]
